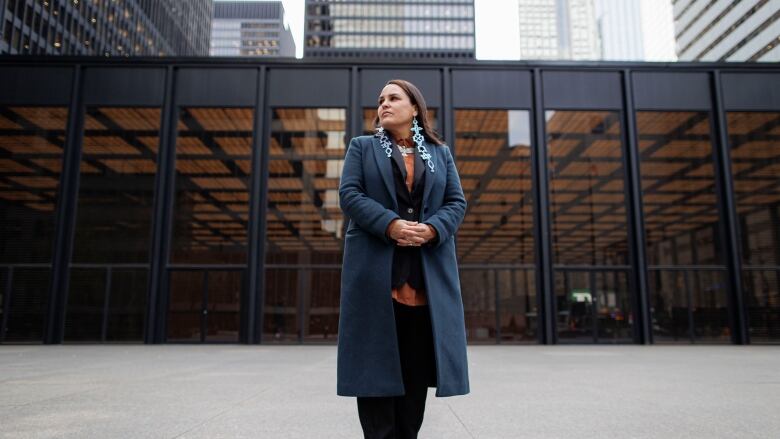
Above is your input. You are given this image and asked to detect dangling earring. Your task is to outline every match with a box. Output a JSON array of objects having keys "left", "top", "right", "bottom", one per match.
[
  {"left": 412, "top": 117, "right": 435, "bottom": 173},
  {"left": 374, "top": 125, "right": 393, "bottom": 158}
]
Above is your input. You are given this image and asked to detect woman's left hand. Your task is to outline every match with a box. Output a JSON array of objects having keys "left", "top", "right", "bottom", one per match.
[{"left": 405, "top": 223, "right": 437, "bottom": 246}]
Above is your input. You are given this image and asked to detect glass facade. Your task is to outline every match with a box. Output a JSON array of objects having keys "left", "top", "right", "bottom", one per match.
[
  {"left": 1, "top": 106, "right": 68, "bottom": 342},
  {"left": 0, "top": 0, "right": 212, "bottom": 56},
  {"left": 546, "top": 111, "right": 632, "bottom": 343},
  {"left": 636, "top": 112, "right": 730, "bottom": 343},
  {"left": 166, "top": 107, "right": 255, "bottom": 343},
  {"left": 0, "top": 62, "right": 777, "bottom": 346},
  {"left": 65, "top": 107, "right": 160, "bottom": 342},
  {"left": 264, "top": 108, "right": 346, "bottom": 343},
  {"left": 454, "top": 110, "right": 536, "bottom": 343},
  {"left": 726, "top": 112, "right": 780, "bottom": 343}
]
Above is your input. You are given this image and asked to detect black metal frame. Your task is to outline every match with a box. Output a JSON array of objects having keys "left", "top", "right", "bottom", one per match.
[{"left": 1, "top": 57, "right": 778, "bottom": 345}]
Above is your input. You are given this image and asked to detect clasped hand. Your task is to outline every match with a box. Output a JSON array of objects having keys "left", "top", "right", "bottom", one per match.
[{"left": 387, "top": 219, "right": 436, "bottom": 247}]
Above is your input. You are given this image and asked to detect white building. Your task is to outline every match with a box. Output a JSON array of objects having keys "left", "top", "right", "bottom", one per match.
[
  {"left": 517, "top": 0, "right": 601, "bottom": 60},
  {"left": 595, "top": 0, "right": 644, "bottom": 60},
  {"left": 673, "top": 0, "right": 779, "bottom": 62}
]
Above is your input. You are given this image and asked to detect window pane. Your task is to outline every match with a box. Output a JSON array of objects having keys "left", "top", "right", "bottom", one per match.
[
  {"left": 0, "top": 106, "right": 68, "bottom": 342},
  {"left": 636, "top": 111, "right": 730, "bottom": 343},
  {"left": 167, "top": 270, "right": 203, "bottom": 342},
  {"left": 460, "top": 269, "right": 496, "bottom": 342},
  {"left": 72, "top": 107, "right": 159, "bottom": 263},
  {"left": 4, "top": 268, "right": 49, "bottom": 342},
  {"left": 455, "top": 109, "right": 536, "bottom": 344},
  {"left": 726, "top": 112, "right": 780, "bottom": 343},
  {"left": 546, "top": 111, "right": 629, "bottom": 265},
  {"left": 205, "top": 270, "right": 242, "bottom": 343},
  {"left": 264, "top": 108, "right": 345, "bottom": 344},
  {"left": 66, "top": 107, "right": 159, "bottom": 342},
  {"left": 263, "top": 268, "right": 299, "bottom": 342},
  {"left": 0, "top": 106, "right": 67, "bottom": 263},
  {"left": 170, "top": 108, "right": 254, "bottom": 264},
  {"left": 546, "top": 111, "right": 633, "bottom": 343},
  {"left": 106, "top": 269, "right": 146, "bottom": 341}
]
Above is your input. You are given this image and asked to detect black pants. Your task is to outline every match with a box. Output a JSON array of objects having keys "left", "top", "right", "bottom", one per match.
[{"left": 357, "top": 300, "right": 437, "bottom": 439}]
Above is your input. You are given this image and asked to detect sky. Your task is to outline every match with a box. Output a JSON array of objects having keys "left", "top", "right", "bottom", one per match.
[{"left": 217, "top": 0, "right": 675, "bottom": 61}]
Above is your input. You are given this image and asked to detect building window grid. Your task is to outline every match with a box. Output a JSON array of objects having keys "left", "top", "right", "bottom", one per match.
[{"left": 2, "top": 0, "right": 209, "bottom": 56}]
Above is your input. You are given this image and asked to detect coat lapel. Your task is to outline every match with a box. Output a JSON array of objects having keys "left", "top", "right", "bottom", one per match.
[{"left": 371, "top": 136, "right": 398, "bottom": 210}]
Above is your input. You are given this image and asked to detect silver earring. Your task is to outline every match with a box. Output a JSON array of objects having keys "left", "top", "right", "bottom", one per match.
[
  {"left": 375, "top": 126, "right": 393, "bottom": 158},
  {"left": 412, "top": 117, "right": 434, "bottom": 173}
]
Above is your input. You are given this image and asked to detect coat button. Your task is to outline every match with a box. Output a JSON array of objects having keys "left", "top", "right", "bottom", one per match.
[{"left": 407, "top": 208, "right": 414, "bottom": 214}]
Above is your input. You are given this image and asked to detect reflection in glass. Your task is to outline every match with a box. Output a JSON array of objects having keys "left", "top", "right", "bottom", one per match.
[
  {"left": 171, "top": 107, "right": 254, "bottom": 264},
  {"left": 263, "top": 269, "right": 299, "bottom": 342},
  {"left": 727, "top": 112, "right": 780, "bottom": 343},
  {"left": 0, "top": 107, "right": 68, "bottom": 342},
  {"left": 455, "top": 110, "right": 536, "bottom": 343},
  {"left": 636, "top": 112, "right": 730, "bottom": 343},
  {"left": 546, "top": 111, "right": 628, "bottom": 266},
  {"left": 167, "top": 271, "right": 203, "bottom": 342},
  {"left": 264, "top": 109, "right": 345, "bottom": 343},
  {"left": 66, "top": 107, "right": 159, "bottom": 342},
  {"left": 546, "top": 111, "right": 633, "bottom": 343},
  {"left": 166, "top": 269, "right": 241, "bottom": 343}
]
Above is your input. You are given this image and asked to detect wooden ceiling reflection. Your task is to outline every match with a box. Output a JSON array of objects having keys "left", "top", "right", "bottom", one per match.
[
  {"left": 266, "top": 108, "right": 346, "bottom": 255},
  {"left": 174, "top": 108, "right": 252, "bottom": 253},
  {"left": 0, "top": 107, "right": 68, "bottom": 213},
  {"left": 454, "top": 110, "right": 534, "bottom": 265}
]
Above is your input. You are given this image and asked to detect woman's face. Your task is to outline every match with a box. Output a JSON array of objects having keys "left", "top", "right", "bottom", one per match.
[{"left": 377, "top": 84, "right": 417, "bottom": 134}]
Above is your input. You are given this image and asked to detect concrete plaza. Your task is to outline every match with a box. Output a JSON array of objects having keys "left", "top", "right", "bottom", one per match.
[{"left": 1, "top": 345, "right": 779, "bottom": 438}]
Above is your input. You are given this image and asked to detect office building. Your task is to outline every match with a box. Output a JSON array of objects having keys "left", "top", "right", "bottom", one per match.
[
  {"left": 304, "top": 0, "right": 475, "bottom": 58},
  {"left": 673, "top": 0, "right": 779, "bottom": 61},
  {"left": 517, "top": 0, "right": 600, "bottom": 60},
  {"left": 211, "top": 1, "right": 294, "bottom": 57},
  {"left": 0, "top": 0, "right": 212, "bottom": 56},
  {"left": 1, "top": 57, "right": 778, "bottom": 346},
  {"left": 595, "top": 0, "right": 643, "bottom": 60}
]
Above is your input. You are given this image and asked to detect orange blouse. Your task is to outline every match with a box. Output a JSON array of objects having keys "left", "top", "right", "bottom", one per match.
[{"left": 391, "top": 138, "right": 428, "bottom": 306}]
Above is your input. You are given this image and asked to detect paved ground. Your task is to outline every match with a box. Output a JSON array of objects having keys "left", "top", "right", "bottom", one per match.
[{"left": 1, "top": 345, "right": 779, "bottom": 438}]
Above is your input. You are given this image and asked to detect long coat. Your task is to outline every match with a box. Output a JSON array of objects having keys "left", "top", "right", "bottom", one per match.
[{"left": 337, "top": 134, "right": 469, "bottom": 398}]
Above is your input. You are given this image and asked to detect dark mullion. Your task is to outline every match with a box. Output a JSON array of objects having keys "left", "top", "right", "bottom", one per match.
[
  {"left": 531, "top": 68, "right": 555, "bottom": 345},
  {"left": 711, "top": 70, "right": 748, "bottom": 345},
  {"left": 147, "top": 66, "right": 178, "bottom": 344},
  {"left": 622, "top": 69, "right": 651, "bottom": 344},
  {"left": 1, "top": 267, "right": 12, "bottom": 343},
  {"left": 46, "top": 65, "right": 84, "bottom": 344},
  {"left": 101, "top": 266, "right": 111, "bottom": 342},
  {"left": 245, "top": 66, "right": 266, "bottom": 344},
  {"left": 144, "top": 66, "right": 174, "bottom": 343},
  {"left": 590, "top": 270, "right": 597, "bottom": 343},
  {"left": 255, "top": 71, "right": 272, "bottom": 344}
]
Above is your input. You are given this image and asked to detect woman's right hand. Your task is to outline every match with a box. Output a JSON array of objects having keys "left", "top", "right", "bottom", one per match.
[{"left": 386, "top": 219, "right": 427, "bottom": 247}]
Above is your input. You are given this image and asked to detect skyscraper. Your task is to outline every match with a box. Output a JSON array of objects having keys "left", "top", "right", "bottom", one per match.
[
  {"left": 517, "top": 0, "right": 600, "bottom": 60},
  {"left": 595, "top": 0, "right": 643, "bottom": 60},
  {"left": 673, "top": 0, "right": 779, "bottom": 62},
  {"left": 211, "top": 1, "right": 295, "bottom": 57},
  {"left": 304, "top": 0, "right": 475, "bottom": 58},
  {"left": 0, "top": 0, "right": 213, "bottom": 56}
]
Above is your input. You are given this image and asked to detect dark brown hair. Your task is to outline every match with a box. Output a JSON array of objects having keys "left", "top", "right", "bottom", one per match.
[{"left": 373, "top": 79, "right": 444, "bottom": 145}]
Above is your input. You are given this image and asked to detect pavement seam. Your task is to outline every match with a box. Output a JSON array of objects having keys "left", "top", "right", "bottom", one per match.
[
  {"left": 446, "top": 402, "right": 476, "bottom": 439},
  {"left": 168, "top": 386, "right": 272, "bottom": 439}
]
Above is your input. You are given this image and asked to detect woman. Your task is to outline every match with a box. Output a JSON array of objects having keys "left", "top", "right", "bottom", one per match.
[{"left": 337, "top": 79, "right": 469, "bottom": 438}]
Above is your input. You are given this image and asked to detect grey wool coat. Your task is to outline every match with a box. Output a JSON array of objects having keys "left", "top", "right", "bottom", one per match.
[{"left": 337, "top": 134, "right": 470, "bottom": 398}]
